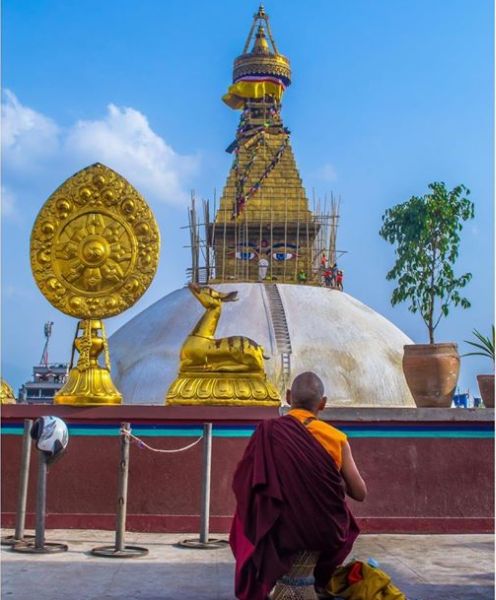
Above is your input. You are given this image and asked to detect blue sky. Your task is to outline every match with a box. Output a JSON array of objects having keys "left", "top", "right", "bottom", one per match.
[{"left": 2, "top": 0, "right": 494, "bottom": 395}]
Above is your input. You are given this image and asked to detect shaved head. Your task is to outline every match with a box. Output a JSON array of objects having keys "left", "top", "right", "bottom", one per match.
[{"left": 289, "top": 372, "right": 325, "bottom": 412}]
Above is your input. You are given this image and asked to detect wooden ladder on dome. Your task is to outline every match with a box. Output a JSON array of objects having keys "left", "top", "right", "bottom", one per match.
[{"left": 265, "top": 284, "right": 292, "bottom": 391}]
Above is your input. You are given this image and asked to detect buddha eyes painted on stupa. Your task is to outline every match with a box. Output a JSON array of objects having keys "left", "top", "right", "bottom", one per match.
[
  {"left": 271, "top": 243, "right": 298, "bottom": 262},
  {"left": 229, "top": 241, "right": 298, "bottom": 261},
  {"left": 235, "top": 246, "right": 257, "bottom": 261}
]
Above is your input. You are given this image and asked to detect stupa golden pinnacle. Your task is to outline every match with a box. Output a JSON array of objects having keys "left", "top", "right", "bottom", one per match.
[
  {"left": 211, "top": 5, "right": 320, "bottom": 285},
  {"left": 30, "top": 163, "right": 160, "bottom": 405}
]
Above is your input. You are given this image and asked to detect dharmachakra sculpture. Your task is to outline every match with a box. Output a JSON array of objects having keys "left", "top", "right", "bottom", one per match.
[
  {"left": 30, "top": 163, "right": 160, "bottom": 405},
  {"left": 166, "top": 283, "right": 280, "bottom": 406}
]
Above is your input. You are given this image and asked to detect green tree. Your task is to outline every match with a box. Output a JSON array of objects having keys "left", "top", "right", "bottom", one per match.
[{"left": 379, "top": 182, "right": 474, "bottom": 343}]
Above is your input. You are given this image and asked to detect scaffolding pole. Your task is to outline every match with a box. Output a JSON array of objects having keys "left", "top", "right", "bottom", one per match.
[{"left": 184, "top": 192, "right": 343, "bottom": 286}]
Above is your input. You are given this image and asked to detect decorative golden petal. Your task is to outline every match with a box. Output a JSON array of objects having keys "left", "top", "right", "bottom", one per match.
[
  {"left": 213, "top": 378, "right": 235, "bottom": 399},
  {"left": 234, "top": 378, "right": 252, "bottom": 399},
  {"left": 197, "top": 378, "right": 214, "bottom": 399},
  {"left": 30, "top": 163, "right": 160, "bottom": 319},
  {"left": 250, "top": 378, "right": 269, "bottom": 400},
  {"left": 179, "top": 378, "right": 197, "bottom": 398}
]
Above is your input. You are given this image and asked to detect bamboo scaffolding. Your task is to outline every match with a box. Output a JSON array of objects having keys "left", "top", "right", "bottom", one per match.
[
  {"left": 222, "top": 203, "right": 227, "bottom": 282},
  {"left": 258, "top": 186, "right": 264, "bottom": 281},
  {"left": 245, "top": 210, "right": 249, "bottom": 281},
  {"left": 234, "top": 210, "right": 238, "bottom": 281},
  {"left": 283, "top": 187, "right": 288, "bottom": 282},
  {"left": 184, "top": 189, "right": 343, "bottom": 286},
  {"left": 203, "top": 199, "right": 210, "bottom": 284},
  {"left": 294, "top": 195, "right": 300, "bottom": 281}
]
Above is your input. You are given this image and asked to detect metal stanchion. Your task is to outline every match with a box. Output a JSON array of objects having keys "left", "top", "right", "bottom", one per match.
[
  {"left": 178, "top": 423, "right": 228, "bottom": 549},
  {"left": 2, "top": 419, "right": 36, "bottom": 546},
  {"left": 91, "top": 422, "right": 148, "bottom": 558},
  {"left": 11, "top": 453, "right": 68, "bottom": 554},
  {"left": 199, "top": 422, "right": 213, "bottom": 544}
]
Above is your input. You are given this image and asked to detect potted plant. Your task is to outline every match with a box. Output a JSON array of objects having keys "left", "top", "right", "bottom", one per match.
[
  {"left": 463, "top": 327, "right": 494, "bottom": 408},
  {"left": 379, "top": 182, "right": 474, "bottom": 407}
]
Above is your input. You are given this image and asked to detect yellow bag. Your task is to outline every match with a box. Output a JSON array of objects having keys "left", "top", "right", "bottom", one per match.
[{"left": 327, "top": 561, "right": 406, "bottom": 600}]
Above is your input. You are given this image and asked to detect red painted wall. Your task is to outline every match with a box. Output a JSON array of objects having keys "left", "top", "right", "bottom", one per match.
[{"left": 1, "top": 406, "right": 493, "bottom": 533}]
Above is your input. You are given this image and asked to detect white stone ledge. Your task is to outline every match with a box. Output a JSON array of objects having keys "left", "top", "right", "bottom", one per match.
[{"left": 282, "top": 406, "right": 495, "bottom": 422}]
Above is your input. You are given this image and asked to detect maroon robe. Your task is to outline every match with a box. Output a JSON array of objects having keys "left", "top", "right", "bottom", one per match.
[{"left": 230, "top": 415, "right": 359, "bottom": 600}]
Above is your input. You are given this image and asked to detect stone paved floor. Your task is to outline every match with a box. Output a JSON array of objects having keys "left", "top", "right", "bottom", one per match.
[{"left": 1, "top": 530, "right": 494, "bottom": 600}]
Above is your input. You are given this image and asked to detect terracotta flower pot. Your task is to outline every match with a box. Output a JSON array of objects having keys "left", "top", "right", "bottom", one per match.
[
  {"left": 402, "top": 343, "right": 460, "bottom": 408},
  {"left": 477, "top": 374, "right": 495, "bottom": 408}
]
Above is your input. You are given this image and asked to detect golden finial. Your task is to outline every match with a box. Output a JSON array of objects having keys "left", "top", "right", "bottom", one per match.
[
  {"left": 256, "top": 4, "right": 266, "bottom": 18},
  {"left": 232, "top": 6, "right": 291, "bottom": 87},
  {"left": 252, "top": 25, "right": 270, "bottom": 55}
]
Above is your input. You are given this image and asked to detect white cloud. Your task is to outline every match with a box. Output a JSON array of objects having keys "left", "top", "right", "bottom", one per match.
[
  {"left": 1, "top": 91, "right": 198, "bottom": 216},
  {"left": 65, "top": 104, "right": 197, "bottom": 205},
  {"left": 314, "top": 162, "right": 338, "bottom": 182},
  {"left": 1, "top": 90, "right": 60, "bottom": 170}
]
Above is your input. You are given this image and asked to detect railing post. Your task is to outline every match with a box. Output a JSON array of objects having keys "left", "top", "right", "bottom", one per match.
[
  {"left": 115, "top": 421, "right": 130, "bottom": 552},
  {"left": 91, "top": 423, "right": 148, "bottom": 558},
  {"left": 178, "top": 422, "right": 227, "bottom": 549},
  {"left": 15, "top": 419, "right": 33, "bottom": 541},
  {"left": 11, "top": 443, "right": 68, "bottom": 554},
  {"left": 199, "top": 423, "right": 213, "bottom": 544},
  {"left": 34, "top": 453, "right": 48, "bottom": 550}
]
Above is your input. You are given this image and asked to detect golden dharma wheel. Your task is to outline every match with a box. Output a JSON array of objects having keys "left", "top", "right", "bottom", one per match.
[{"left": 30, "top": 163, "right": 160, "bottom": 319}]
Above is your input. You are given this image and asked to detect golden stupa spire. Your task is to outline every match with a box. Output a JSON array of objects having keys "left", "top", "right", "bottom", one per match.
[
  {"left": 223, "top": 5, "right": 291, "bottom": 109},
  {"left": 210, "top": 6, "right": 321, "bottom": 284}
]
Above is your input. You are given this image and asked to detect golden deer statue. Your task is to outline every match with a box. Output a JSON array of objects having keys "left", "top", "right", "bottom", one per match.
[
  {"left": 166, "top": 283, "right": 280, "bottom": 406},
  {"left": 180, "top": 283, "right": 266, "bottom": 373}
]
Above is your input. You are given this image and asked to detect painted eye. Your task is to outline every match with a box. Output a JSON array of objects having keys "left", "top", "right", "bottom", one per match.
[
  {"left": 235, "top": 251, "right": 256, "bottom": 261},
  {"left": 272, "top": 252, "right": 296, "bottom": 261}
]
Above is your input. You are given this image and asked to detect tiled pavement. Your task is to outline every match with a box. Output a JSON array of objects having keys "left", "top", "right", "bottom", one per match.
[{"left": 1, "top": 530, "right": 494, "bottom": 600}]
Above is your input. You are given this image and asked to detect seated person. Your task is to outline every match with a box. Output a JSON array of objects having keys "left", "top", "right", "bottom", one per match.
[{"left": 230, "top": 372, "right": 366, "bottom": 600}]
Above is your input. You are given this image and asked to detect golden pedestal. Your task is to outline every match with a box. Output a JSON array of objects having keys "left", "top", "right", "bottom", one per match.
[
  {"left": 55, "top": 320, "right": 121, "bottom": 406},
  {"left": 1, "top": 379, "right": 16, "bottom": 404},
  {"left": 166, "top": 373, "right": 280, "bottom": 407}
]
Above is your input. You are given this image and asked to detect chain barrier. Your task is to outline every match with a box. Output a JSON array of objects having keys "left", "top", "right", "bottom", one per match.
[
  {"left": 91, "top": 423, "right": 223, "bottom": 555},
  {"left": 120, "top": 425, "right": 204, "bottom": 454}
]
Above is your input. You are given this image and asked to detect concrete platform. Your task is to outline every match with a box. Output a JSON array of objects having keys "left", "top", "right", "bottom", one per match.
[{"left": 1, "top": 530, "right": 494, "bottom": 599}]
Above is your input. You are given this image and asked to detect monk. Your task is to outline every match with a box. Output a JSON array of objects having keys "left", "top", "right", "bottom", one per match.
[{"left": 230, "top": 371, "right": 367, "bottom": 600}]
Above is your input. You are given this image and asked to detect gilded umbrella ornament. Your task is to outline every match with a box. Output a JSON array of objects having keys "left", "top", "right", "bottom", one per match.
[{"left": 30, "top": 163, "right": 160, "bottom": 405}]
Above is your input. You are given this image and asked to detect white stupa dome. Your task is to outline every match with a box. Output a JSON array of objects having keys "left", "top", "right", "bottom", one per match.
[{"left": 109, "top": 283, "right": 415, "bottom": 407}]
